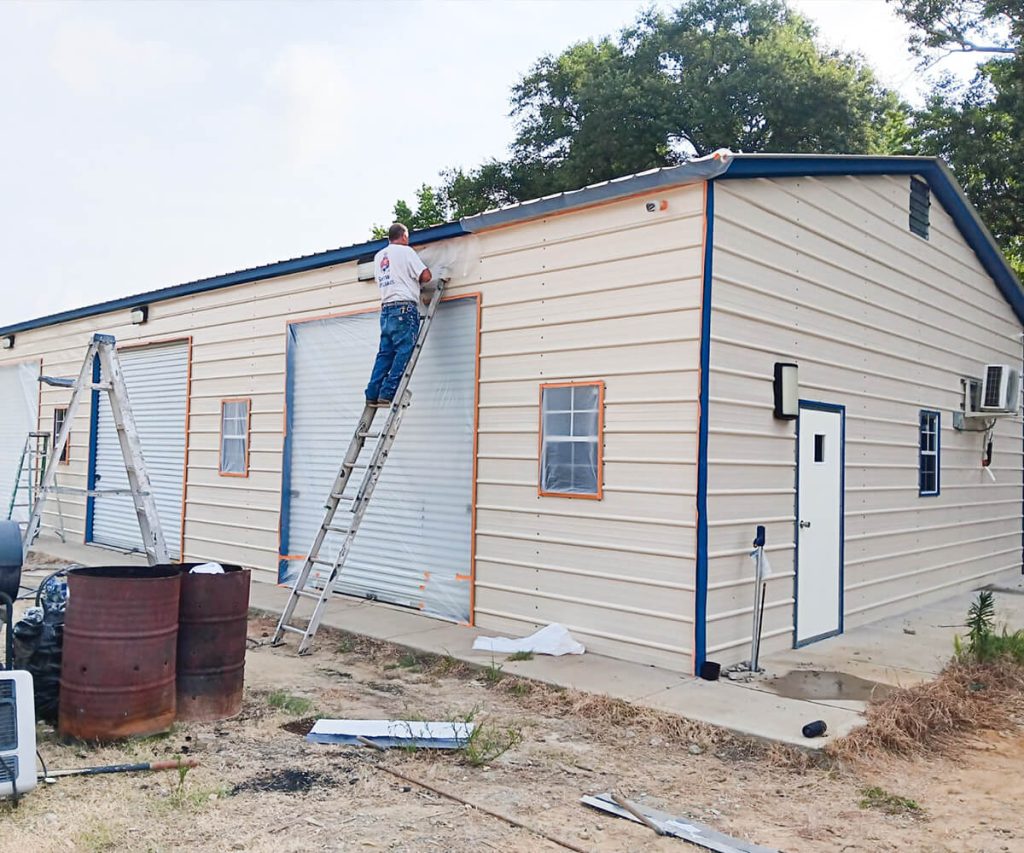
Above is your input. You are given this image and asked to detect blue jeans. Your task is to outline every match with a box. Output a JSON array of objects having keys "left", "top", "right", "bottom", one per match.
[{"left": 365, "top": 301, "right": 420, "bottom": 402}]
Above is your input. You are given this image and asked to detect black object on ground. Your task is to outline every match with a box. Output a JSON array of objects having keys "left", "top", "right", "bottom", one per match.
[
  {"left": 802, "top": 719, "right": 828, "bottom": 738},
  {"left": 12, "top": 571, "right": 68, "bottom": 721},
  {"left": 699, "top": 661, "right": 721, "bottom": 681}
]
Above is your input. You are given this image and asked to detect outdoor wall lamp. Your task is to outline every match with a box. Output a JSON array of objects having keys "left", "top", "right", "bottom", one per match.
[
  {"left": 357, "top": 258, "right": 376, "bottom": 282},
  {"left": 773, "top": 362, "right": 798, "bottom": 419},
  {"left": 130, "top": 306, "right": 149, "bottom": 325},
  {"left": 1, "top": 335, "right": 13, "bottom": 350}
]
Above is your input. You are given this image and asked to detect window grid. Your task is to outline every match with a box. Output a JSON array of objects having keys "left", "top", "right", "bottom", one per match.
[
  {"left": 539, "top": 382, "right": 604, "bottom": 499},
  {"left": 53, "top": 407, "right": 70, "bottom": 464},
  {"left": 919, "top": 410, "right": 940, "bottom": 496},
  {"left": 219, "top": 399, "right": 250, "bottom": 477}
]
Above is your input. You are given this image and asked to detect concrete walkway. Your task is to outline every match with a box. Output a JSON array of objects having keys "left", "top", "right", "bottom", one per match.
[{"left": 27, "top": 535, "right": 1024, "bottom": 750}]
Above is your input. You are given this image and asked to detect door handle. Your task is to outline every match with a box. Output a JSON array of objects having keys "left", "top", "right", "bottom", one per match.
[{"left": 799, "top": 520, "right": 811, "bottom": 529}]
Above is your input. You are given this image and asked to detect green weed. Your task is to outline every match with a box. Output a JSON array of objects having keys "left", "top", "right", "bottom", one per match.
[
  {"left": 266, "top": 690, "right": 313, "bottom": 715},
  {"left": 480, "top": 659, "right": 505, "bottom": 685},
  {"left": 462, "top": 720, "right": 523, "bottom": 767},
  {"left": 507, "top": 651, "right": 534, "bottom": 662},
  {"left": 955, "top": 590, "right": 1024, "bottom": 664},
  {"left": 859, "top": 786, "right": 922, "bottom": 815}
]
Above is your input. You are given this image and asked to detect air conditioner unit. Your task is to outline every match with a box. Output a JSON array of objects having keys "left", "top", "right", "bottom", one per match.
[
  {"left": 981, "top": 364, "right": 1021, "bottom": 414},
  {"left": 0, "top": 671, "right": 37, "bottom": 798}
]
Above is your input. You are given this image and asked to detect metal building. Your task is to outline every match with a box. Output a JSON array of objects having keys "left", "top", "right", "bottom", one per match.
[{"left": 1, "top": 151, "right": 1020, "bottom": 675}]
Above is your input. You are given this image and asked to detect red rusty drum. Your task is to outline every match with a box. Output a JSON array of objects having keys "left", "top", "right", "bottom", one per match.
[
  {"left": 59, "top": 566, "right": 180, "bottom": 741},
  {"left": 176, "top": 564, "right": 250, "bottom": 722}
]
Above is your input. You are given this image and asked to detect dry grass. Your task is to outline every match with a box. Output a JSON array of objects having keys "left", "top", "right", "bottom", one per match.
[{"left": 828, "top": 659, "right": 1024, "bottom": 760}]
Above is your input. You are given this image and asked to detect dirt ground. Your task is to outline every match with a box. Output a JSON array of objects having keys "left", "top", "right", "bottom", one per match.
[{"left": 2, "top": 612, "right": 1023, "bottom": 853}]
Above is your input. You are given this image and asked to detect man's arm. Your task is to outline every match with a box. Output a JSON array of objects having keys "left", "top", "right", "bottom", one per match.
[{"left": 419, "top": 267, "right": 432, "bottom": 284}]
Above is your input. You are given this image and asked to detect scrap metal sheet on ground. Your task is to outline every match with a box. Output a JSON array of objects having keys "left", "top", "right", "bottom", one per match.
[{"left": 581, "top": 793, "right": 779, "bottom": 853}]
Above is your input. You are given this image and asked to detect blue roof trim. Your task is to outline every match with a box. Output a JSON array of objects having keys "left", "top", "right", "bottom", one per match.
[
  {"left": 0, "top": 221, "right": 467, "bottom": 337},
  {"left": 722, "top": 155, "right": 1024, "bottom": 325}
]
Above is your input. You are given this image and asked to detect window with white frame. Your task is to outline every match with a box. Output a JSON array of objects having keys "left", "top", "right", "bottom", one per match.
[
  {"left": 219, "top": 399, "right": 250, "bottom": 476},
  {"left": 539, "top": 382, "right": 603, "bottom": 497},
  {"left": 919, "top": 410, "right": 940, "bottom": 496}
]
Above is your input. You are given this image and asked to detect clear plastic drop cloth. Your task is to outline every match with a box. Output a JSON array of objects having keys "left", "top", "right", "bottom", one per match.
[
  {"left": 540, "top": 384, "right": 600, "bottom": 494},
  {"left": 284, "top": 297, "right": 476, "bottom": 622},
  {"left": 0, "top": 361, "right": 40, "bottom": 523}
]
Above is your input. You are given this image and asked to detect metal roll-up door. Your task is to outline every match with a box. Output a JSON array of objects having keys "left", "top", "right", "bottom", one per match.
[
  {"left": 91, "top": 341, "right": 188, "bottom": 558},
  {"left": 0, "top": 362, "right": 39, "bottom": 523},
  {"left": 285, "top": 298, "right": 476, "bottom": 622}
]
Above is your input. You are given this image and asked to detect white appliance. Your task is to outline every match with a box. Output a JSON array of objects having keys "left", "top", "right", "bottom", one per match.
[
  {"left": 0, "top": 670, "right": 37, "bottom": 798},
  {"left": 980, "top": 364, "right": 1021, "bottom": 414}
]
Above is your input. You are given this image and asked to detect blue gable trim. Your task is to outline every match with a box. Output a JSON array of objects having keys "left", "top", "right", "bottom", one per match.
[
  {"left": 0, "top": 221, "right": 467, "bottom": 337},
  {"left": 721, "top": 155, "right": 1024, "bottom": 325}
]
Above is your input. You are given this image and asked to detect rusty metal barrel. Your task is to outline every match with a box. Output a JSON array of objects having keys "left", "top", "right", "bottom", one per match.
[
  {"left": 59, "top": 566, "right": 181, "bottom": 741},
  {"left": 176, "top": 564, "right": 250, "bottom": 722}
]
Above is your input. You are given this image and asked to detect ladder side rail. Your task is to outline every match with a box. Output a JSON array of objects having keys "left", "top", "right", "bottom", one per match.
[
  {"left": 97, "top": 343, "right": 170, "bottom": 565},
  {"left": 23, "top": 340, "right": 99, "bottom": 552},
  {"left": 7, "top": 437, "right": 30, "bottom": 522}
]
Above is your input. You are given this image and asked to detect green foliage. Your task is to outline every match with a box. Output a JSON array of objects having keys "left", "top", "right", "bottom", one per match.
[
  {"left": 462, "top": 719, "right": 523, "bottom": 766},
  {"left": 266, "top": 690, "right": 313, "bottom": 715},
  {"left": 507, "top": 650, "right": 534, "bottom": 661},
  {"left": 371, "top": 184, "right": 452, "bottom": 238},
  {"left": 481, "top": 659, "right": 505, "bottom": 685},
  {"left": 897, "top": 1, "right": 1023, "bottom": 276},
  {"left": 859, "top": 785, "right": 923, "bottom": 815},
  {"left": 374, "top": 0, "right": 909, "bottom": 228},
  {"left": 955, "top": 590, "right": 1024, "bottom": 663}
]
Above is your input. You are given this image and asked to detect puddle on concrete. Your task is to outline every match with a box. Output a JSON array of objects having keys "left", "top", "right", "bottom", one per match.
[{"left": 763, "top": 670, "right": 896, "bottom": 702}]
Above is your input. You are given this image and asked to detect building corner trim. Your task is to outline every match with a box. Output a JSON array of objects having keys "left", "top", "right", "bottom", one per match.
[{"left": 695, "top": 180, "right": 715, "bottom": 672}]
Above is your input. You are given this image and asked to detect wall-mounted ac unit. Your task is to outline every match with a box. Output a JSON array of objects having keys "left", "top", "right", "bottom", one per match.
[
  {"left": 0, "top": 671, "right": 37, "bottom": 798},
  {"left": 981, "top": 364, "right": 1021, "bottom": 414}
]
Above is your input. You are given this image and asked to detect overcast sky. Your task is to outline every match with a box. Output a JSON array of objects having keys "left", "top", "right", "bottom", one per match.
[{"left": 0, "top": 0, "right": 987, "bottom": 327}]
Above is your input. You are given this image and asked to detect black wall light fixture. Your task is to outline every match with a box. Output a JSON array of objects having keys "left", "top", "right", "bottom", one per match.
[{"left": 773, "top": 362, "right": 798, "bottom": 419}]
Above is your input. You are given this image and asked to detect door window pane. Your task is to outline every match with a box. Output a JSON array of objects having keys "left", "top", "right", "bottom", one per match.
[{"left": 918, "top": 410, "right": 940, "bottom": 496}]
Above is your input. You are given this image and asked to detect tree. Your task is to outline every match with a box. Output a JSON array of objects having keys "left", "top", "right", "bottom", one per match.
[
  {"left": 895, "top": 0, "right": 1023, "bottom": 274},
  {"left": 370, "top": 184, "right": 451, "bottom": 239},
  {"left": 373, "top": 0, "right": 909, "bottom": 230},
  {"left": 889, "top": 0, "right": 1019, "bottom": 56}
]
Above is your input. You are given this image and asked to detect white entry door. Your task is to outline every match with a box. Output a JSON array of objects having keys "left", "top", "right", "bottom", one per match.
[
  {"left": 91, "top": 341, "right": 189, "bottom": 559},
  {"left": 795, "top": 404, "right": 844, "bottom": 645}
]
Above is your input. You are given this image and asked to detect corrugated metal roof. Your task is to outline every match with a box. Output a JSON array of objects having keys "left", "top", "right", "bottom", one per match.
[{"left": 1, "top": 151, "right": 1020, "bottom": 335}]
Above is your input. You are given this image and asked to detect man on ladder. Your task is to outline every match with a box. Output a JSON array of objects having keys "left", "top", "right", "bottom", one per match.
[{"left": 365, "top": 222, "right": 433, "bottom": 407}]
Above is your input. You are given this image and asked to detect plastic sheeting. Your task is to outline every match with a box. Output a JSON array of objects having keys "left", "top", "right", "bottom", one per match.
[
  {"left": 473, "top": 624, "right": 586, "bottom": 656},
  {"left": 540, "top": 384, "right": 600, "bottom": 495},
  {"left": 284, "top": 297, "right": 476, "bottom": 622},
  {"left": 0, "top": 361, "right": 39, "bottom": 523}
]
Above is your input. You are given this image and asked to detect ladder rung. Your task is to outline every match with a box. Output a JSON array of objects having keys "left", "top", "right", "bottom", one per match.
[
  {"left": 293, "top": 589, "right": 323, "bottom": 600},
  {"left": 357, "top": 430, "right": 382, "bottom": 439},
  {"left": 324, "top": 524, "right": 352, "bottom": 534},
  {"left": 90, "top": 382, "right": 113, "bottom": 392},
  {"left": 310, "top": 557, "right": 338, "bottom": 568},
  {"left": 278, "top": 624, "right": 306, "bottom": 635},
  {"left": 329, "top": 492, "right": 355, "bottom": 501}
]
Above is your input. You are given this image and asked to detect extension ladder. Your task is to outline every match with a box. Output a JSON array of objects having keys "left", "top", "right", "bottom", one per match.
[
  {"left": 273, "top": 278, "right": 447, "bottom": 653},
  {"left": 6, "top": 432, "right": 66, "bottom": 543},
  {"left": 22, "top": 334, "right": 169, "bottom": 565}
]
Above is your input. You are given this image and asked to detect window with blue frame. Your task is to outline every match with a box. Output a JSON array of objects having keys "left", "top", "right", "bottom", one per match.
[{"left": 919, "top": 410, "right": 940, "bottom": 496}]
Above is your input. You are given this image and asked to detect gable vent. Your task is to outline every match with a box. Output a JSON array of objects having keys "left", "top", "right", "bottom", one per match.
[{"left": 910, "top": 177, "right": 930, "bottom": 239}]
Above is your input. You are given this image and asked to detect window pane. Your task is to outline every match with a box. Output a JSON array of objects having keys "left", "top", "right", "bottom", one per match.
[
  {"left": 572, "top": 442, "right": 597, "bottom": 468},
  {"left": 572, "top": 410, "right": 598, "bottom": 437},
  {"left": 220, "top": 401, "right": 249, "bottom": 474},
  {"left": 545, "top": 412, "right": 572, "bottom": 436},
  {"left": 545, "top": 441, "right": 574, "bottom": 466},
  {"left": 544, "top": 386, "right": 572, "bottom": 412},
  {"left": 572, "top": 385, "right": 599, "bottom": 410},
  {"left": 221, "top": 437, "right": 245, "bottom": 474}
]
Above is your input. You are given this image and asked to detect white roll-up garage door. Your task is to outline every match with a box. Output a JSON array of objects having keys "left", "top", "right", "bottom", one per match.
[
  {"left": 0, "top": 361, "right": 39, "bottom": 523},
  {"left": 91, "top": 341, "right": 189, "bottom": 558},
  {"left": 284, "top": 298, "right": 476, "bottom": 622}
]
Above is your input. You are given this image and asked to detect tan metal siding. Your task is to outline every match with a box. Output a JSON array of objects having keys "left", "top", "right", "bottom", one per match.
[
  {"left": 11, "top": 182, "right": 705, "bottom": 672},
  {"left": 707, "top": 175, "right": 1023, "bottom": 662}
]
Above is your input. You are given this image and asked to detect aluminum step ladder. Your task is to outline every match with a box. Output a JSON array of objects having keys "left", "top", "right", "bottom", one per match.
[
  {"left": 6, "top": 432, "right": 66, "bottom": 543},
  {"left": 273, "top": 278, "right": 447, "bottom": 653},
  {"left": 21, "top": 334, "right": 169, "bottom": 565}
]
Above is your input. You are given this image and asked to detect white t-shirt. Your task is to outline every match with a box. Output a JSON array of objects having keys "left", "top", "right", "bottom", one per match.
[{"left": 374, "top": 243, "right": 427, "bottom": 305}]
